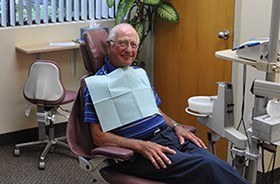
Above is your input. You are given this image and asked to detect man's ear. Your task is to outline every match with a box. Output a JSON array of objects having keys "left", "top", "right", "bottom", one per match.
[
  {"left": 106, "top": 40, "right": 111, "bottom": 48},
  {"left": 105, "top": 40, "right": 111, "bottom": 52}
]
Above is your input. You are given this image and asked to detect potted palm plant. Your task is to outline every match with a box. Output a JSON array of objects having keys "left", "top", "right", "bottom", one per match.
[{"left": 106, "top": 0, "right": 179, "bottom": 49}]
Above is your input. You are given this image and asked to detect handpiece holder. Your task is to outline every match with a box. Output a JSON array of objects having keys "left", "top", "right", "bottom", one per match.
[{"left": 186, "top": 82, "right": 247, "bottom": 149}]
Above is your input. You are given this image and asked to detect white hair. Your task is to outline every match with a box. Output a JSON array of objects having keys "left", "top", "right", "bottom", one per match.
[{"left": 108, "top": 23, "right": 140, "bottom": 44}]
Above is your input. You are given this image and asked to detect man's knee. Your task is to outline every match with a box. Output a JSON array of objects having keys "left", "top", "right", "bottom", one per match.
[{"left": 200, "top": 155, "right": 227, "bottom": 173}]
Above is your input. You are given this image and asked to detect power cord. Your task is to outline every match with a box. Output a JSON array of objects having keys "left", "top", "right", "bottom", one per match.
[
  {"left": 236, "top": 64, "right": 250, "bottom": 147},
  {"left": 260, "top": 142, "right": 277, "bottom": 184}
]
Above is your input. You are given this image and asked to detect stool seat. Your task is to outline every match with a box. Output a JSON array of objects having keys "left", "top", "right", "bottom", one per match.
[
  {"left": 60, "top": 90, "right": 77, "bottom": 105},
  {"left": 27, "top": 90, "right": 77, "bottom": 107}
]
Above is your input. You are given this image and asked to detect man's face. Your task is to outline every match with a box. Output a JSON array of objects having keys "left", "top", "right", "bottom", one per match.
[{"left": 108, "top": 26, "right": 139, "bottom": 68}]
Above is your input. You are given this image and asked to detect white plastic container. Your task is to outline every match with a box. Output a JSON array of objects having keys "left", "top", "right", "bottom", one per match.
[{"left": 187, "top": 96, "right": 214, "bottom": 114}]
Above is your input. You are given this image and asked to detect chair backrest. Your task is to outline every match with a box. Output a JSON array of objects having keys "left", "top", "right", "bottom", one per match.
[
  {"left": 67, "top": 28, "right": 108, "bottom": 157},
  {"left": 23, "top": 60, "right": 65, "bottom": 106}
]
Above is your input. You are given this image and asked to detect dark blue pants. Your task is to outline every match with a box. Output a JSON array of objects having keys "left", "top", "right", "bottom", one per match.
[{"left": 108, "top": 127, "right": 249, "bottom": 184}]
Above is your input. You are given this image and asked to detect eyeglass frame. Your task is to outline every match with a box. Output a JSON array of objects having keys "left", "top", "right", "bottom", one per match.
[{"left": 109, "top": 39, "right": 139, "bottom": 49}]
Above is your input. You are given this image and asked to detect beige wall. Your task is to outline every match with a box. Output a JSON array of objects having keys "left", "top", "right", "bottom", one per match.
[{"left": 0, "top": 20, "right": 114, "bottom": 134}]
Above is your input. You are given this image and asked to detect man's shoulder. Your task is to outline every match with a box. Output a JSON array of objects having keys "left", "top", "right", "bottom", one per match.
[
  {"left": 132, "top": 65, "right": 142, "bottom": 70},
  {"left": 132, "top": 66, "right": 147, "bottom": 74},
  {"left": 96, "top": 65, "right": 106, "bottom": 75}
]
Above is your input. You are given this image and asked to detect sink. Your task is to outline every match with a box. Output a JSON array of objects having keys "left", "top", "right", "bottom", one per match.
[{"left": 188, "top": 96, "right": 214, "bottom": 114}]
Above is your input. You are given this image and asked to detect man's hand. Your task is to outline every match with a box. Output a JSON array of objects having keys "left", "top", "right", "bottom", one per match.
[
  {"left": 174, "top": 126, "right": 207, "bottom": 149},
  {"left": 91, "top": 123, "right": 176, "bottom": 170},
  {"left": 135, "top": 140, "right": 176, "bottom": 170}
]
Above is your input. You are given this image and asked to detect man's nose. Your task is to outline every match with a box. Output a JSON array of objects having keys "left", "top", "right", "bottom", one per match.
[{"left": 125, "top": 44, "right": 134, "bottom": 52}]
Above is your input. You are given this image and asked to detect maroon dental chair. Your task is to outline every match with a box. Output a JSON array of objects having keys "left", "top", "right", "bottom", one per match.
[
  {"left": 14, "top": 60, "right": 77, "bottom": 170},
  {"left": 67, "top": 28, "right": 197, "bottom": 184}
]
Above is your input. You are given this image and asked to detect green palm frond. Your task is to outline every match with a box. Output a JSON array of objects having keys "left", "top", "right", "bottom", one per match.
[
  {"left": 123, "top": 0, "right": 135, "bottom": 19},
  {"left": 115, "top": 0, "right": 135, "bottom": 25},
  {"left": 135, "top": 22, "right": 145, "bottom": 44},
  {"left": 156, "top": 2, "right": 179, "bottom": 22},
  {"left": 115, "top": 0, "right": 126, "bottom": 24},
  {"left": 143, "top": 0, "right": 161, "bottom": 6},
  {"left": 106, "top": 0, "right": 115, "bottom": 8}
]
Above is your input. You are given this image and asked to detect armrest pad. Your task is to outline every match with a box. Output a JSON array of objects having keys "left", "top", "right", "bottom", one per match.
[
  {"left": 89, "top": 126, "right": 195, "bottom": 160},
  {"left": 90, "top": 146, "right": 134, "bottom": 160}
]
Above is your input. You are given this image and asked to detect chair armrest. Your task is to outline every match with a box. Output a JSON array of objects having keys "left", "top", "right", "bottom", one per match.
[
  {"left": 90, "top": 146, "right": 134, "bottom": 160},
  {"left": 89, "top": 126, "right": 195, "bottom": 160}
]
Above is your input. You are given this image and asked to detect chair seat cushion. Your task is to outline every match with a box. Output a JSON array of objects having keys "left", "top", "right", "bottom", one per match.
[{"left": 101, "top": 168, "right": 165, "bottom": 184}]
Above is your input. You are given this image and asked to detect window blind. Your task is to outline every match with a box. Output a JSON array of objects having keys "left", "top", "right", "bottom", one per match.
[
  {"left": 0, "top": 0, "right": 116, "bottom": 27},
  {"left": 1, "top": 0, "right": 7, "bottom": 26}
]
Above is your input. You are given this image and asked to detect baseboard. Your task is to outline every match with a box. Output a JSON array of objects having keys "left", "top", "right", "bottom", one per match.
[{"left": 0, "top": 122, "right": 67, "bottom": 146}]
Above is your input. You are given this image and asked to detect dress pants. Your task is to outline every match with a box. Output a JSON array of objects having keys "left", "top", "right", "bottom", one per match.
[{"left": 108, "top": 127, "right": 249, "bottom": 184}]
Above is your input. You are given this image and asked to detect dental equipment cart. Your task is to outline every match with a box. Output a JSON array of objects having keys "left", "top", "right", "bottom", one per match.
[{"left": 186, "top": 1, "right": 280, "bottom": 184}]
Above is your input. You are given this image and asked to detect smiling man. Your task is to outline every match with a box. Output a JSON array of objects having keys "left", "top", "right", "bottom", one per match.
[
  {"left": 106, "top": 24, "right": 139, "bottom": 67},
  {"left": 83, "top": 23, "right": 248, "bottom": 184}
]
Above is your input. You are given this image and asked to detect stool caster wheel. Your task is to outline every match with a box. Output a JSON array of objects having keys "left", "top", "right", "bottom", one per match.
[
  {"left": 14, "top": 148, "right": 20, "bottom": 157},
  {"left": 39, "top": 162, "right": 45, "bottom": 170}
]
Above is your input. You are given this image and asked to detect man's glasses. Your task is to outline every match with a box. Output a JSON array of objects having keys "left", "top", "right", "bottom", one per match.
[{"left": 110, "top": 39, "right": 139, "bottom": 49}]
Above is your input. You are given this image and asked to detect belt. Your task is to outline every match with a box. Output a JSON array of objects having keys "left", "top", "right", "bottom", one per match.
[{"left": 140, "top": 124, "right": 168, "bottom": 140}]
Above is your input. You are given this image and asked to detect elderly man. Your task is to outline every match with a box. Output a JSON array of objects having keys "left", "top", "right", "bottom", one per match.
[{"left": 84, "top": 23, "right": 248, "bottom": 184}]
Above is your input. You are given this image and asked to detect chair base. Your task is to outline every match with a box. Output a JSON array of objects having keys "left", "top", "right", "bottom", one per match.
[{"left": 14, "top": 134, "right": 69, "bottom": 170}]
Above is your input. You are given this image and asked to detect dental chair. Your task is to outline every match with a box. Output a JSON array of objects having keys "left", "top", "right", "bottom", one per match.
[
  {"left": 67, "top": 28, "right": 197, "bottom": 183},
  {"left": 14, "top": 60, "right": 77, "bottom": 170}
]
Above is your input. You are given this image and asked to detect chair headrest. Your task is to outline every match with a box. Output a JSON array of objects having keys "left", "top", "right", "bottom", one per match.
[{"left": 82, "top": 28, "right": 108, "bottom": 74}]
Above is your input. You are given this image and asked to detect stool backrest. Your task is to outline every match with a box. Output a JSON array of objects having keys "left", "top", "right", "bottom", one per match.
[{"left": 23, "top": 60, "right": 65, "bottom": 106}]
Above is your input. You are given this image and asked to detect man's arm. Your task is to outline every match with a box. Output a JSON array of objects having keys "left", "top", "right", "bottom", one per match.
[
  {"left": 159, "top": 108, "right": 207, "bottom": 149},
  {"left": 90, "top": 123, "right": 176, "bottom": 170}
]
